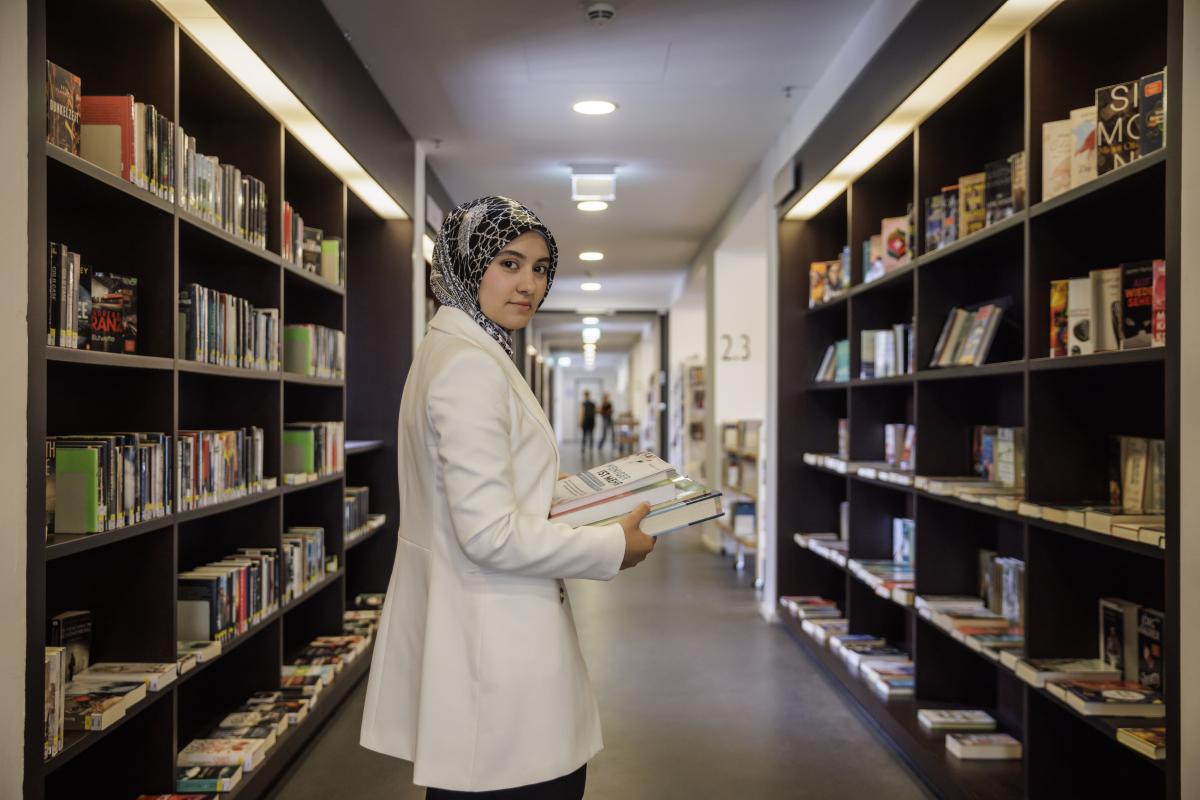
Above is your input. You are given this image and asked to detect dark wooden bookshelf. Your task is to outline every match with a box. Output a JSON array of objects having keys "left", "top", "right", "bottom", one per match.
[
  {"left": 26, "top": 1, "right": 414, "bottom": 796},
  {"left": 776, "top": 1, "right": 1178, "bottom": 797}
]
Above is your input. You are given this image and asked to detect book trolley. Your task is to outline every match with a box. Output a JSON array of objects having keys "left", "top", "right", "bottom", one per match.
[
  {"left": 775, "top": 0, "right": 1182, "bottom": 797},
  {"left": 24, "top": 1, "right": 412, "bottom": 796}
]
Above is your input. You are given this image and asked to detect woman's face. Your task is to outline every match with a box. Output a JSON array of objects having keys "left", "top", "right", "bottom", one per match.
[{"left": 478, "top": 231, "right": 550, "bottom": 331}]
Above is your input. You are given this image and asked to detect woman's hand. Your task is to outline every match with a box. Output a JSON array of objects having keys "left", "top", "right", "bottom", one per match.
[
  {"left": 558, "top": 472, "right": 571, "bottom": 480},
  {"left": 619, "top": 503, "right": 656, "bottom": 570}
]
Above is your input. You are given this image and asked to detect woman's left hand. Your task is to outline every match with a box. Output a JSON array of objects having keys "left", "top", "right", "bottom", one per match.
[{"left": 558, "top": 472, "right": 571, "bottom": 480}]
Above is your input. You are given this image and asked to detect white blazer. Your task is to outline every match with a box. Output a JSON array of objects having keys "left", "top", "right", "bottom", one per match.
[{"left": 359, "top": 306, "right": 626, "bottom": 792}]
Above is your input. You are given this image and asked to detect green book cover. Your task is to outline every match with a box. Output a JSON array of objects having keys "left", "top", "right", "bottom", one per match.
[
  {"left": 834, "top": 340, "right": 850, "bottom": 383},
  {"left": 283, "top": 429, "right": 315, "bottom": 474},
  {"left": 283, "top": 326, "right": 314, "bottom": 376},
  {"left": 54, "top": 446, "right": 100, "bottom": 533}
]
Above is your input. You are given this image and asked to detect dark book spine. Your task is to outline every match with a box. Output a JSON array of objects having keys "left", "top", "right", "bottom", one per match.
[
  {"left": 47, "top": 242, "right": 60, "bottom": 346},
  {"left": 76, "top": 262, "right": 91, "bottom": 350},
  {"left": 1120, "top": 261, "right": 1154, "bottom": 348},
  {"left": 1137, "top": 608, "right": 1164, "bottom": 691},
  {"left": 1096, "top": 81, "right": 1140, "bottom": 174},
  {"left": 1140, "top": 70, "right": 1166, "bottom": 156}
]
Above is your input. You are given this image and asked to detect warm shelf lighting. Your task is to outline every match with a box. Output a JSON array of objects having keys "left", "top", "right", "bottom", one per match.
[
  {"left": 577, "top": 200, "right": 609, "bottom": 212},
  {"left": 581, "top": 316, "right": 599, "bottom": 325},
  {"left": 580, "top": 252, "right": 604, "bottom": 262},
  {"left": 573, "top": 100, "right": 617, "bottom": 115},
  {"left": 783, "top": 0, "right": 1063, "bottom": 220},
  {"left": 422, "top": 234, "right": 435, "bottom": 264},
  {"left": 581, "top": 282, "right": 602, "bottom": 291},
  {"left": 155, "top": 0, "right": 407, "bottom": 220}
]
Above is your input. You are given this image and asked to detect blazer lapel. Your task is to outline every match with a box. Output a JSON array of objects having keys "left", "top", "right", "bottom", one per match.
[{"left": 429, "top": 307, "right": 558, "bottom": 454}]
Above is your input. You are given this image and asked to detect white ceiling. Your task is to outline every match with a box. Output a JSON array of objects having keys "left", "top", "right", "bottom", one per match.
[{"left": 324, "top": 0, "right": 872, "bottom": 309}]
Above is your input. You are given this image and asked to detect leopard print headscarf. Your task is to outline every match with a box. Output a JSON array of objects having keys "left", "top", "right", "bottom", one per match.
[{"left": 430, "top": 196, "right": 558, "bottom": 356}]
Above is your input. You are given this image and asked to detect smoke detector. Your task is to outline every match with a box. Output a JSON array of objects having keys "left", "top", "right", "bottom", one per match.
[{"left": 585, "top": 2, "right": 615, "bottom": 25}]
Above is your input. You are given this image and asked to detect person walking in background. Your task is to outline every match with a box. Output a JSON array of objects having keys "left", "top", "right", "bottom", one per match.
[
  {"left": 598, "top": 392, "right": 615, "bottom": 452},
  {"left": 580, "top": 390, "right": 597, "bottom": 452}
]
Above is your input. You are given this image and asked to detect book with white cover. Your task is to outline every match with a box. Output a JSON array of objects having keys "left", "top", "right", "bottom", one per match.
[
  {"left": 550, "top": 476, "right": 679, "bottom": 527},
  {"left": 917, "top": 709, "right": 996, "bottom": 731},
  {"left": 591, "top": 476, "right": 722, "bottom": 537},
  {"left": 73, "top": 662, "right": 177, "bottom": 691},
  {"left": 552, "top": 451, "right": 676, "bottom": 515},
  {"left": 178, "top": 737, "right": 266, "bottom": 771},
  {"left": 1067, "top": 277, "right": 1094, "bottom": 356},
  {"left": 1014, "top": 657, "right": 1120, "bottom": 688},
  {"left": 946, "top": 733, "right": 1022, "bottom": 760}
]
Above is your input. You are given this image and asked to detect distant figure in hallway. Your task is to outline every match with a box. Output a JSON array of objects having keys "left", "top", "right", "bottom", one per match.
[
  {"left": 580, "top": 390, "right": 596, "bottom": 451},
  {"left": 597, "top": 393, "right": 614, "bottom": 452}
]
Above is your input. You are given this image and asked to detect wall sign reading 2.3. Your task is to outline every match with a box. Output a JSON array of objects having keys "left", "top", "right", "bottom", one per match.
[{"left": 720, "top": 334, "right": 751, "bottom": 361}]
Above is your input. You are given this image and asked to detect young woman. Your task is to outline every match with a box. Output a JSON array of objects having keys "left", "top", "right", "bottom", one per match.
[{"left": 360, "top": 196, "right": 656, "bottom": 799}]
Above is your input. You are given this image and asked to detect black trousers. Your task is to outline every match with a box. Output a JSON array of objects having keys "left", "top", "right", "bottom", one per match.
[
  {"left": 581, "top": 424, "right": 595, "bottom": 450},
  {"left": 426, "top": 764, "right": 586, "bottom": 800}
]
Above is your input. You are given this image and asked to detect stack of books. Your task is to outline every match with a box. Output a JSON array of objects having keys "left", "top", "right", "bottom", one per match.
[{"left": 551, "top": 452, "right": 722, "bottom": 536}]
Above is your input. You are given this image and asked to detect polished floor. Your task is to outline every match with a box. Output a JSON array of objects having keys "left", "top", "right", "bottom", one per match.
[{"left": 267, "top": 444, "right": 932, "bottom": 799}]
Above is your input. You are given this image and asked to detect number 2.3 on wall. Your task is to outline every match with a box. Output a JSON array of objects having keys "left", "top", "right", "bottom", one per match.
[{"left": 720, "top": 334, "right": 751, "bottom": 361}]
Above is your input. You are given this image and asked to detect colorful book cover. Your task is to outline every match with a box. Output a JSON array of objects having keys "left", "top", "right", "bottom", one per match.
[
  {"left": 88, "top": 272, "right": 137, "bottom": 354},
  {"left": 958, "top": 172, "right": 985, "bottom": 235},
  {"left": 1120, "top": 261, "right": 1154, "bottom": 349},
  {"left": 809, "top": 260, "right": 829, "bottom": 308},
  {"left": 46, "top": 61, "right": 81, "bottom": 154},
  {"left": 1096, "top": 80, "right": 1141, "bottom": 175},
  {"left": 925, "top": 194, "right": 945, "bottom": 252},
  {"left": 1049, "top": 279, "right": 1069, "bottom": 357},
  {"left": 1137, "top": 608, "right": 1164, "bottom": 691},
  {"left": 881, "top": 216, "right": 910, "bottom": 271},
  {"left": 1139, "top": 70, "right": 1166, "bottom": 156},
  {"left": 1042, "top": 119, "right": 1073, "bottom": 200},
  {"left": 1009, "top": 152, "right": 1026, "bottom": 212},
  {"left": 1151, "top": 259, "right": 1166, "bottom": 346}
]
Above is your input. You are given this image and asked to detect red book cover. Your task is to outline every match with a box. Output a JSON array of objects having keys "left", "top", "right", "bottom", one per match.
[
  {"left": 80, "top": 95, "right": 134, "bottom": 181},
  {"left": 1152, "top": 259, "right": 1166, "bottom": 346}
]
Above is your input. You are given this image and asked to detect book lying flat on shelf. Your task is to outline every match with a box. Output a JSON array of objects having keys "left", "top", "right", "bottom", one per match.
[
  {"left": 1015, "top": 658, "right": 1120, "bottom": 688},
  {"left": 1117, "top": 727, "right": 1166, "bottom": 760},
  {"left": 1048, "top": 680, "right": 1164, "bottom": 717},
  {"left": 178, "top": 640, "right": 221, "bottom": 664},
  {"left": 63, "top": 680, "right": 147, "bottom": 730},
  {"left": 74, "top": 662, "right": 177, "bottom": 691},
  {"left": 946, "top": 733, "right": 1022, "bottom": 761},
  {"left": 176, "top": 765, "right": 243, "bottom": 793},
  {"left": 915, "top": 595, "right": 984, "bottom": 612},
  {"left": 178, "top": 738, "right": 266, "bottom": 771},
  {"left": 918, "top": 709, "right": 996, "bottom": 732}
]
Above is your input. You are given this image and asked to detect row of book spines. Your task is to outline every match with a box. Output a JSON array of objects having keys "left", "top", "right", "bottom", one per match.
[
  {"left": 1109, "top": 435, "right": 1166, "bottom": 516},
  {"left": 859, "top": 324, "right": 914, "bottom": 379},
  {"left": 343, "top": 486, "right": 371, "bottom": 533},
  {"left": 46, "top": 242, "right": 137, "bottom": 354},
  {"left": 929, "top": 302, "right": 1006, "bottom": 369},
  {"left": 1042, "top": 70, "right": 1166, "bottom": 202},
  {"left": 179, "top": 283, "right": 280, "bottom": 371},
  {"left": 972, "top": 426, "right": 1026, "bottom": 489},
  {"left": 283, "top": 422, "right": 345, "bottom": 477},
  {"left": 46, "top": 434, "right": 171, "bottom": 535},
  {"left": 283, "top": 324, "right": 345, "bottom": 378},
  {"left": 175, "top": 428, "right": 268, "bottom": 514},
  {"left": 1099, "top": 598, "right": 1163, "bottom": 691},
  {"left": 1050, "top": 260, "right": 1165, "bottom": 357}
]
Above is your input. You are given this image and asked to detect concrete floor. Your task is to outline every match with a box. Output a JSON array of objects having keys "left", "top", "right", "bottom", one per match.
[{"left": 267, "top": 446, "right": 932, "bottom": 800}]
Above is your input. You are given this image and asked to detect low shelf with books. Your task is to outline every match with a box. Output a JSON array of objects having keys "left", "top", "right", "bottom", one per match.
[
  {"left": 776, "top": 1, "right": 1178, "bottom": 795},
  {"left": 28, "top": 1, "right": 415, "bottom": 795}
]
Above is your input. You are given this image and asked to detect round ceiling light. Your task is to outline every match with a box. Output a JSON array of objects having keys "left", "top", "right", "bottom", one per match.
[
  {"left": 558, "top": 356, "right": 572, "bottom": 367},
  {"left": 581, "top": 316, "right": 599, "bottom": 325},
  {"left": 581, "top": 282, "right": 602, "bottom": 291},
  {"left": 580, "top": 252, "right": 604, "bottom": 261},
  {"left": 573, "top": 100, "right": 617, "bottom": 115},
  {"left": 577, "top": 200, "right": 609, "bottom": 212}
]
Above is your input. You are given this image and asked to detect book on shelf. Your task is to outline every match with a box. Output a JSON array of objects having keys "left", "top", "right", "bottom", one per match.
[
  {"left": 863, "top": 234, "right": 886, "bottom": 282},
  {"left": 74, "top": 662, "right": 177, "bottom": 692},
  {"left": 175, "top": 427, "right": 268, "bottom": 512},
  {"left": 47, "top": 432, "right": 172, "bottom": 534},
  {"left": 1096, "top": 79, "right": 1141, "bottom": 175},
  {"left": 284, "top": 323, "right": 346, "bottom": 378},
  {"left": 932, "top": 607, "right": 1011, "bottom": 632},
  {"left": 1083, "top": 510, "right": 1164, "bottom": 536},
  {"left": 915, "top": 595, "right": 984, "bottom": 612},
  {"left": 302, "top": 226, "right": 324, "bottom": 275},
  {"left": 881, "top": 215, "right": 911, "bottom": 272},
  {"left": 946, "top": 733, "right": 1021, "bottom": 761},
  {"left": 1117, "top": 727, "right": 1166, "bottom": 760},
  {"left": 1120, "top": 261, "right": 1155, "bottom": 349},
  {"left": 283, "top": 422, "right": 345, "bottom": 479},
  {"left": 46, "top": 61, "right": 81, "bottom": 155},
  {"left": 841, "top": 644, "right": 909, "bottom": 672},
  {"left": 1015, "top": 657, "right": 1120, "bottom": 688},
  {"left": 891, "top": 518, "right": 913, "bottom": 565},
  {"left": 1100, "top": 598, "right": 1141, "bottom": 680},
  {"left": 176, "top": 765, "right": 243, "bottom": 793},
  {"left": 1140, "top": 70, "right": 1166, "bottom": 156},
  {"left": 48, "top": 610, "right": 91, "bottom": 682},
  {"left": 1042, "top": 118, "right": 1073, "bottom": 201},
  {"left": 984, "top": 153, "right": 1023, "bottom": 225},
  {"left": 321, "top": 237, "right": 347, "bottom": 285},
  {"left": 923, "top": 185, "right": 959, "bottom": 253},
  {"left": 63, "top": 680, "right": 147, "bottom": 731},
  {"left": 178, "top": 737, "right": 266, "bottom": 771},
  {"left": 958, "top": 171, "right": 985, "bottom": 236},
  {"left": 999, "top": 649, "right": 1026, "bottom": 671},
  {"left": 44, "top": 647, "right": 66, "bottom": 760},
  {"left": 1048, "top": 279, "right": 1069, "bottom": 357},
  {"left": 917, "top": 709, "right": 996, "bottom": 732},
  {"left": 807, "top": 619, "right": 849, "bottom": 645},
  {"left": 1048, "top": 680, "right": 1164, "bottom": 717},
  {"left": 929, "top": 302, "right": 1005, "bottom": 368},
  {"left": 80, "top": 95, "right": 133, "bottom": 182},
  {"left": 1066, "top": 276, "right": 1094, "bottom": 355},
  {"left": 1070, "top": 106, "right": 1098, "bottom": 187},
  {"left": 808, "top": 259, "right": 845, "bottom": 307},
  {"left": 1091, "top": 266, "right": 1123, "bottom": 352},
  {"left": 1137, "top": 608, "right": 1164, "bottom": 692},
  {"left": 868, "top": 672, "right": 914, "bottom": 700},
  {"left": 207, "top": 724, "right": 278, "bottom": 752}
]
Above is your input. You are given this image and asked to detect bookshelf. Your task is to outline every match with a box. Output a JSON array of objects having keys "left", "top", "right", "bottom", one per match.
[
  {"left": 776, "top": 1, "right": 1179, "bottom": 798},
  {"left": 26, "top": 1, "right": 412, "bottom": 796}
]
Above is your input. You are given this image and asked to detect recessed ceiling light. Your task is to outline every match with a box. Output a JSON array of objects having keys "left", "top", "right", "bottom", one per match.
[
  {"left": 582, "top": 327, "right": 601, "bottom": 344},
  {"left": 573, "top": 100, "right": 617, "bottom": 115},
  {"left": 577, "top": 200, "right": 608, "bottom": 212},
  {"left": 580, "top": 252, "right": 604, "bottom": 261},
  {"left": 581, "top": 282, "right": 602, "bottom": 291},
  {"left": 558, "top": 356, "right": 572, "bottom": 367},
  {"left": 581, "top": 316, "right": 599, "bottom": 325}
]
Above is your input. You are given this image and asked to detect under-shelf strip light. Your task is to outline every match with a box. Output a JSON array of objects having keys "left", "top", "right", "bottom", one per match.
[
  {"left": 155, "top": 0, "right": 407, "bottom": 220},
  {"left": 784, "top": 0, "right": 1062, "bottom": 220}
]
